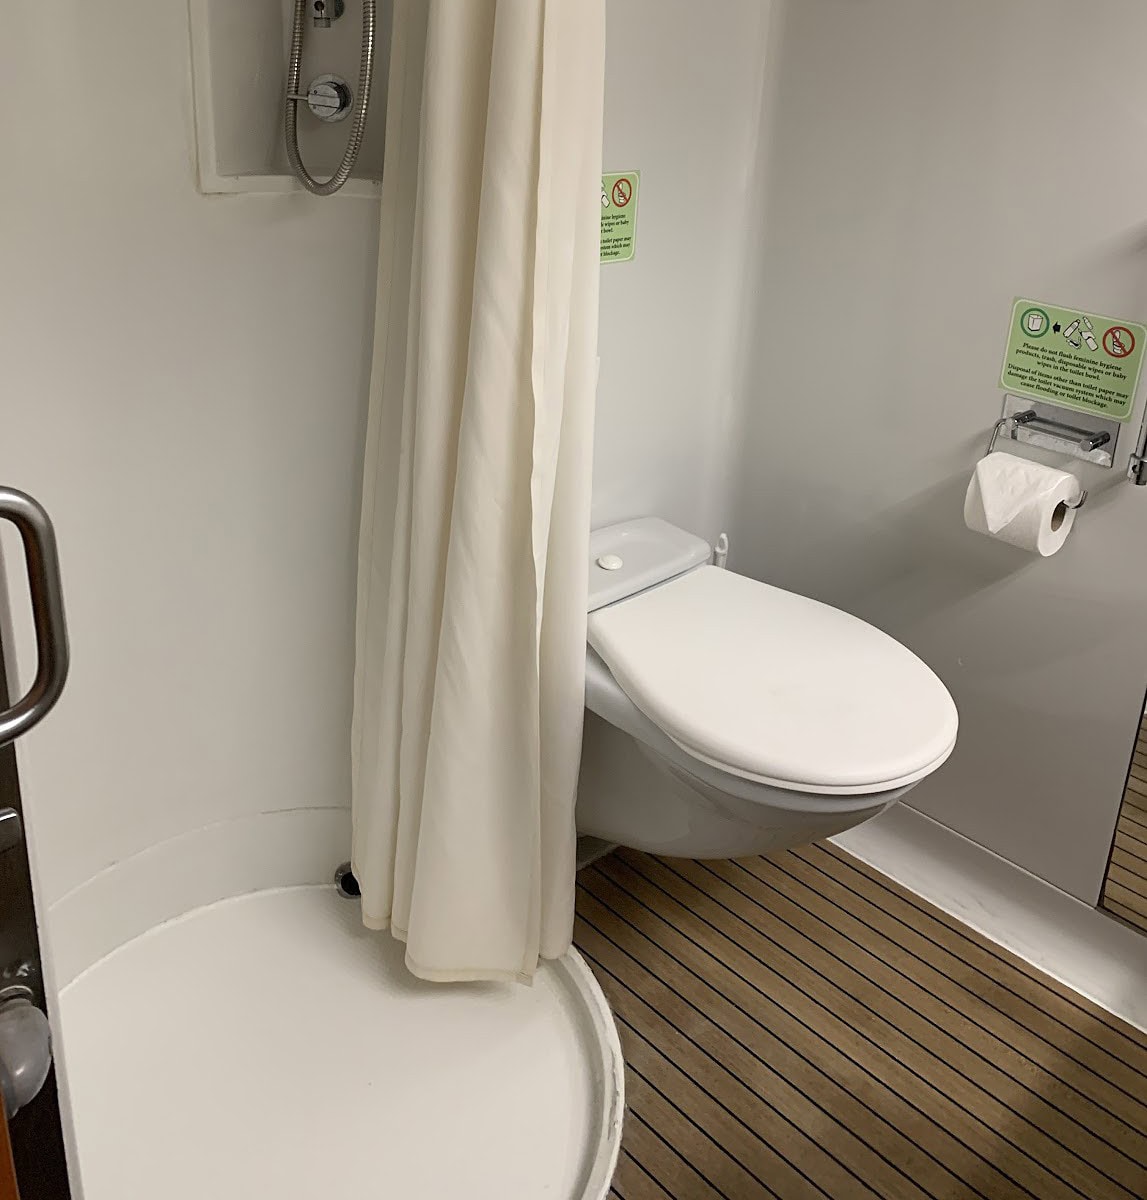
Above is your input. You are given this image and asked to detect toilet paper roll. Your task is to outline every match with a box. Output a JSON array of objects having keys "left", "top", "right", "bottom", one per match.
[{"left": 963, "top": 451, "right": 1082, "bottom": 556}]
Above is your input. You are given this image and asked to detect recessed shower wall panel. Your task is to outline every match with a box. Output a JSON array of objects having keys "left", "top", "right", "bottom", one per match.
[{"left": 188, "top": 0, "right": 389, "bottom": 194}]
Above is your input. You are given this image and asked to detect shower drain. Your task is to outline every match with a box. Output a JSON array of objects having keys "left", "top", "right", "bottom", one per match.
[{"left": 334, "top": 862, "right": 361, "bottom": 899}]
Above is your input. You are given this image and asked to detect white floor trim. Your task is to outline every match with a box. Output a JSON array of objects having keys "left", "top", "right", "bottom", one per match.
[{"left": 833, "top": 805, "right": 1147, "bottom": 1034}]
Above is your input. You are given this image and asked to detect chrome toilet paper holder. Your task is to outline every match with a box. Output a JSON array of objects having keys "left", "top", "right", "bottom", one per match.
[
  {"left": 985, "top": 397, "right": 1121, "bottom": 510},
  {"left": 986, "top": 406, "right": 1111, "bottom": 459}
]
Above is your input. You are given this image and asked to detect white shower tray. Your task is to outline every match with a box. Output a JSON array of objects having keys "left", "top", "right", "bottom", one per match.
[{"left": 59, "top": 886, "right": 623, "bottom": 1199}]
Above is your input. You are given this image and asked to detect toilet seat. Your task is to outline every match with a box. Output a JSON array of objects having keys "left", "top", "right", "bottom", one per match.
[{"left": 586, "top": 566, "right": 958, "bottom": 796}]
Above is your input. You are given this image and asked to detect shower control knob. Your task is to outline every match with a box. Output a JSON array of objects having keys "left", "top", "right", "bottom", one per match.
[{"left": 306, "top": 75, "right": 353, "bottom": 123}]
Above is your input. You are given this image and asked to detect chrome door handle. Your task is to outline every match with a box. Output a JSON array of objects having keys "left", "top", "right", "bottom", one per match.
[{"left": 0, "top": 489, "right": 69, "bottom": 747}]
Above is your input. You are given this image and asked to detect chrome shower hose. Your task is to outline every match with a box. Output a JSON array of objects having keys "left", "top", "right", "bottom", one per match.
[{"left": 285, "top": 0, "right": 377, "bottom": 196}]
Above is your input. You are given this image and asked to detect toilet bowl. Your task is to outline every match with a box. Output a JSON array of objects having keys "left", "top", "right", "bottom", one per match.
[{"left": 575, "top": 518, "right": 958, "bottom": 858}]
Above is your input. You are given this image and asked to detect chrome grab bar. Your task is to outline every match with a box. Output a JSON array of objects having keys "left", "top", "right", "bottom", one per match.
[{"left": 0, "top": 489, "right": 69, "bottom": 747}]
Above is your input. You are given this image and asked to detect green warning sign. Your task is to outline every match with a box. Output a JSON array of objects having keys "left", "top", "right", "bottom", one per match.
[
  {"left": 1000, "top": 298, "right": 1146, "bottom": 422},
  {"left": 601, "top": 171, "right": 639, "bottom": 263}
]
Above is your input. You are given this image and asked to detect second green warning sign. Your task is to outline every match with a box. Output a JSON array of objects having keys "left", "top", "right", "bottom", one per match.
[
  {"left": 600, "top": 171, "right": 639, "bottom": 263},
  {"left": 1001, "top": 298, "right": 1146, "bottom": 421}
]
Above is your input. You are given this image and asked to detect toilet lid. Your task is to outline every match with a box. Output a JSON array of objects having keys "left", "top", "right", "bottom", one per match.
[{"left": 586, "top": 566, "right": 958, "bottom": 795}]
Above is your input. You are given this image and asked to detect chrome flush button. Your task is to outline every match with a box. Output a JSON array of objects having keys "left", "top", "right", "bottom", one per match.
[{"left": 597, "top": 554, "right": 624, "bottom": 571}]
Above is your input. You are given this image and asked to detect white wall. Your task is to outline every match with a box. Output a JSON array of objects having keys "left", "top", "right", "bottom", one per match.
[
  {"left": 0, "top": 0, "right": 776, "bottom": 938},
  {"left": 3, "top": 0, "right": 1138, "bottom": 1020},
  {"left": 729, "top": 0, "right": 1147, "bottom": 902},
  {"left": 1, "top": 1, "right": 380, "bottom": 910},
  {"left": 593, "top": 0, "right": 774, "bottom": 539},
  {"left": 9, "top": 0, "right": 1135, "bottom": 926}
]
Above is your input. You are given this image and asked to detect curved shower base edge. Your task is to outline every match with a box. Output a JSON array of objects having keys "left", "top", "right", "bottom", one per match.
[
  {"left": 58, "top": 885, "right": 624, "bottom": 1200},
  {"left": 48, "top": 806, "right": 353, "bottom": 988}
]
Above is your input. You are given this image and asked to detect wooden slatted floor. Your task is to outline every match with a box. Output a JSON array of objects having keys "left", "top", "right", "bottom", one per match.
[
  {"left": 1101, "top": 714, "right": 1147, "bottom": 935},
  {"left": 575, "top": 843, "right": 1147, "bottom": 1200}
]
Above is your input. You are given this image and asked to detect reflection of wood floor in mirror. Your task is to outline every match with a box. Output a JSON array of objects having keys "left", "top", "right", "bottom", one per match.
[
  {"left": 580, "top": 844, "right": 1147, "bottom": 1200},
  {"left": 1101, "top": 714, "right": 1147, "bottom": 936}
]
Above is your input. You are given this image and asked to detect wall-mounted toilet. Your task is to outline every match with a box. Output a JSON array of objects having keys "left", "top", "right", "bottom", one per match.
[{"left": 576, "top": 518, "right": 958, "bottom": 858}]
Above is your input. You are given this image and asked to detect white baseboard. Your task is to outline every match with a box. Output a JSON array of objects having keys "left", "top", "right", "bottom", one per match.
[
  {"left": 50, "top": 800, "right": 1145, "bottom": 1032},
  {"left": 51, "top": 807, "right": 351, "bottom": 989},
  {"left": 833, "top": 805, "right": 1147, "bottom": 1034}
]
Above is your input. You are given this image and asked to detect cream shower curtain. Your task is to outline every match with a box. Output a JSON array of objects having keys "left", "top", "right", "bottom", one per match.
[{"left": 350, "top": 0, "right": 605, "bottom": 982}]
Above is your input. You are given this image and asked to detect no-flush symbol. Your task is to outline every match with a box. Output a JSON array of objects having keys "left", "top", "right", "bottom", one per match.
[
  {"left": 1104, "top": 326, "right": 1136, "bottom": 358},
  {"left": 611, "top": 178, "right": 633, "bottom": 208}
]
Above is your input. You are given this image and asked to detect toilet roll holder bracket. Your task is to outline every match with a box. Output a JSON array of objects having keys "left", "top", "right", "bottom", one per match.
[
  {"left": 985, "top": 396, "right": 1124, "bottom": 509},
  {"left": 1061, "top": 488, "right": 1087, "bottom": 510}
]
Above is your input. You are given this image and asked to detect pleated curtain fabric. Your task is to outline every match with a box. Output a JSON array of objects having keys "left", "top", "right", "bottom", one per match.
[{"left": 351, "top": 0, "right": 605, "bottom": 982}]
